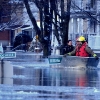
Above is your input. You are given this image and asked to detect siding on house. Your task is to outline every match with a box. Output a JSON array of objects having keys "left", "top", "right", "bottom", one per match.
[{"left": 0, "top": 30, "right": 10, "bottom": 46}]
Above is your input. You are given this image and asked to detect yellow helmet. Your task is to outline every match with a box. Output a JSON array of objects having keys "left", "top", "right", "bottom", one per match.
[{"left": 77, "top": 36, "right": 86, "bottom": 42}]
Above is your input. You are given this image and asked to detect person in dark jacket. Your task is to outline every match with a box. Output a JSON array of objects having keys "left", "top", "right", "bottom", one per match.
[
  {"left": 64, "top": 36, "right": 99, "bottom": 60},
  {"left": 12, "top": 41, "right": 31, "bottom": 51},
  {"left": 63, "top": 40, "right": 74, "bottom": 54}
]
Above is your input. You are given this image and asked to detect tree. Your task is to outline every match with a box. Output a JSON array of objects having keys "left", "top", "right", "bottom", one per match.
[
  {"left": 61, "top": 0, "right": 71, "bottom": 46},
  {"left": 1, "top": 0, "right": 100, "bottom": 56},
  {"left": 23, "top": 0, "right": 72, "bottom": 56}
]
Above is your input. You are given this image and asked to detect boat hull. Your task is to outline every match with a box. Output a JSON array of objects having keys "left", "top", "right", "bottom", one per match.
[{"left": 49, "top": 55, "right": 100, "bottom": 69}]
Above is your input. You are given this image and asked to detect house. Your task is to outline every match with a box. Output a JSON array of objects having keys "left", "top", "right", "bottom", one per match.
[
  {"left": 68, "top": 0, "right": 100, "bottom": 46},
  {"left": 0, "top": 1, "right": 39, "bottom": 49}
]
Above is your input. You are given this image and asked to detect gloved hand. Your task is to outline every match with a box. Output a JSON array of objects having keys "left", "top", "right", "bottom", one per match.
[
  {"left": 67, "top": 53, "right": 71, "bottom": 56},
  {"left": 63, "top": 53, "right": 71, "bottom": 57},
  {"left": 93, "top": 54, "right": 99, "bottom": 60}
]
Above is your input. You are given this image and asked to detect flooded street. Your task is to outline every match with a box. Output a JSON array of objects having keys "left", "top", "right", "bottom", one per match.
[
  {"left": 0, "top": 0, "right": 100, "bottom": 99},
  {"left": 0, "top": 53, "right": 100, "bottom": 100}
]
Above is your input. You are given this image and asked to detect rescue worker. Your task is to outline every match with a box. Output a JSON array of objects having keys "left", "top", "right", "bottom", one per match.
[
  {"left": 63, "top": 40, "right": 74, "bottom": 54},
  {"left": 29, "top": 35, "right": 42, "bottom": 53},
  {"left": 60, "top": 40, "right": 74, "bottom": 55},
  {"left": 64, "top": 36, "right": 99, "bottom": 60}
]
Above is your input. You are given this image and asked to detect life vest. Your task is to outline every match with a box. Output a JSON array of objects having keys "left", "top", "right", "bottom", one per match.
[{"left": 76, "top": 42, "right": 89, "bottom": 57}]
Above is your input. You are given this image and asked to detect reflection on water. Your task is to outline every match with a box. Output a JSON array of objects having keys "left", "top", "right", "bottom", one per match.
[
  {"left": 0, "top": 63, "right": 100, "bottom": 99},
  {"left": 11, "top": 66, "right": 99, "bottom": 87},
  {"left": 45, "top": 68, "right": 98, "bottom": 87}
]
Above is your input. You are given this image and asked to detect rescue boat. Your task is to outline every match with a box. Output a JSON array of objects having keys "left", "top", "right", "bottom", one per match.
[{"left": 48, "top": 55, "right": 100, "bottom": 69}]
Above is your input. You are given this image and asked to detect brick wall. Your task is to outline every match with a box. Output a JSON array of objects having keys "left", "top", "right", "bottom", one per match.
[{"left": 0, "top": 30, "right": 9, "bottom": 40}]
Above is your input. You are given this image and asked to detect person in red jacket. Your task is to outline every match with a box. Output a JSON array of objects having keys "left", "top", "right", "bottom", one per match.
[{"left": 64, "top": 36, "right": 98, "bottom": 60}]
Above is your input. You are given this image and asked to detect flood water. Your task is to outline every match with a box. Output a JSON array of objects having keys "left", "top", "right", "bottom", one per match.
[{"left": 0, "top": 53, "right": 100, "bottom": 100}]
